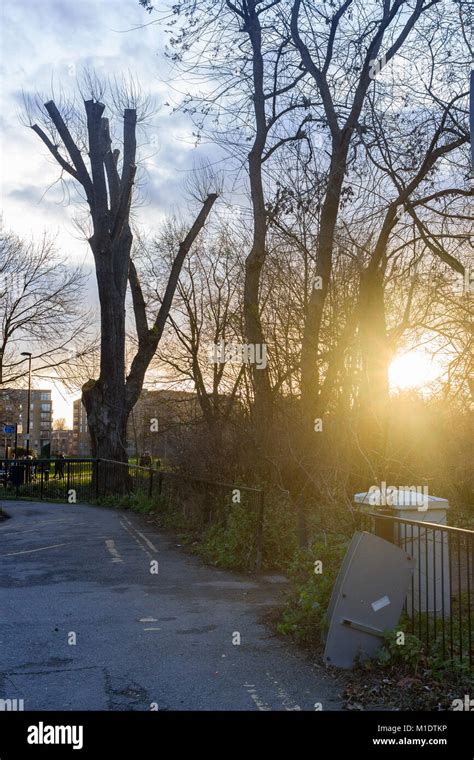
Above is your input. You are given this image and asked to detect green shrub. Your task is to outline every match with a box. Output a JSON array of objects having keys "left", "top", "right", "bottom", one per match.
[
  {"left": 377, "top": 604, "right": 474, "bottom": 678},
  {"left": 277, "top": 533, "right": 350, "bottom": 648},
  {"left": 197, "top": 489, "right": 298, "bottom": 570},
  {"left": 95, "top": 491, "right": 160, "bottom": 514},
  {"left": 198, "top": 504, "right": 257, "bottom": 569},
  {"left": 377, "top": 628, "right": 424, "bottom": 668},
  {"left": 261, "top": 490, "right": 298, "bottom": 568}
]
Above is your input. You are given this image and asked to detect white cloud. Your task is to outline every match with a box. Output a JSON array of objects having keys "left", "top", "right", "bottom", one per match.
[
  {"left": 0, "top": 0, "right": 225, "bottom": 410},
  {"left": 1, "top": 0, "right": 217, "bottom": 258}
]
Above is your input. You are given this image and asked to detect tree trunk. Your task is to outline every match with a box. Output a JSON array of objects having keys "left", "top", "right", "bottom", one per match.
[
  {"left": 357, "top": 266, "right": 390, "bottom": 476},
  {"left": 82, "top": 220, "right": 131, "bottom": 461},
  {"left": 300, "top": 143, "right": 349, "bottom": 427},
  {"left": 83, "top": 380, "right": 128, "bottom": 461},
  {"left": 244, "top": 7, "right": 275, "bottom": 462}
]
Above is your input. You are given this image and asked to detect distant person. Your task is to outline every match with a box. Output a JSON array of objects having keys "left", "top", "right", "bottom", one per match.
[
  {"left": 26, "top": 455, "right": 36, "bottom": 482},
  {"left": 139, "top": 451, "right": 152, "bottom": 467},
  {"left": 54, "top": 454, "right": 65, "bottom": 480}
]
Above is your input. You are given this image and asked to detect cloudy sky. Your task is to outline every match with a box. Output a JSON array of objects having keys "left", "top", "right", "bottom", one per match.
[{"left": 1, "top": 0, "right": 218, "bottom": 423}]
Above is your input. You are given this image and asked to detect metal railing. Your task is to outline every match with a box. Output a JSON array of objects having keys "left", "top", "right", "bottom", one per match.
[
  {"left": 360, "top": 511, "right": 473, "bottom": 668},
  {"left": 96, "top": 460, "right": 265, "bottom": 570},
  {"left": 1, "top": 458, "right": 96, "bottom": 501},
  {"left": 0, "top": 458, "right": 265, "bottom": 570}
]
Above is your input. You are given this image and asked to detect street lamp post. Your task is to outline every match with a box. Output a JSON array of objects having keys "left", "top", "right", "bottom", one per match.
[{"left": 21, "top": 352, "right": 32, "bottom": 457}]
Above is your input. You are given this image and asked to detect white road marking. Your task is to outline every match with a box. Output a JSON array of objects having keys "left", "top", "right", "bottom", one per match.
[
  {"left": 135, "top": 530, "right": 158, "bottom": 553},
  {"left": 275, "top": 684, "right": 302, "bottom": 711},
  {"left": 119, "top": 519, "right": 153, "bottom": 560},
  {"left": 243, "top": 683, "right": 272, "bottom": 711},
  {"left": 105, "top": 539, "right": 123, "bottom": 563},
  {"left": 0, "top": 517, "right": 80, "bottom": 533},
  {"left": 266, "top": 672, "right": 302, "bottom": 711},
  {"left": 0, "top": 523, "right": 86, "bottom": 537},
  {"left": 121, "top": 516, "right": 158, "bottom": 553},
  {"left": 143, "top": 627, "right": 161, "bottom": 631},
  {"left": 139, "top": 618, "right": 158, "bottom": 622},
  {"left": 1, "top": 543, "right": 67, "bottom": 557}
]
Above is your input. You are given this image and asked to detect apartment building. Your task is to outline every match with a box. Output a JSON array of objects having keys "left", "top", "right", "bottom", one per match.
[
  {"left": 127, "top": 389, "right": 201, "bottom": 459},
  {"left": 71, "top": 389, "right": 202, "bottom": 460},
  {"left": 72, "top": 398, "right": 91, "bottom": 456},
  {"left": 0, "top": 388, "right": 52, "bottom": 455},
  {"left": 51, "top": 428, "right": 74, "bottom": 456}
]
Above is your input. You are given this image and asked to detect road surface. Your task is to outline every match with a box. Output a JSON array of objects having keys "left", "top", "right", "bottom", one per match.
[{"left": 0, "top": 501, "right": 342, "bottom": 711}]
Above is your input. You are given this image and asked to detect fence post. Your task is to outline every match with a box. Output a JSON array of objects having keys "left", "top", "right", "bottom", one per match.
[
  {"left": 95, "top": 459, "right": 100, "bottom": 498},
  {"left": 65, "top": 461, "right": 71, "bottom": 502},
  {"left": 255, "top": 489, "right": 265, "bottom": 572},
  {"left": 15, "top": 462, "right": 19, "bottom": 500},
  {"left": 148, "top": 467, "right": 153, "bottom": 498}
]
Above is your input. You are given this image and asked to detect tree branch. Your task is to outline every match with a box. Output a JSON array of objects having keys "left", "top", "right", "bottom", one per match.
[
  {"left": 30, "top": 124, "right": 78, "bottom": 180},
  {"left": 44, "top": 100, "right": 94, "bottom": 204},
  {"left": 128, "top": 258, "right": 149, "bottom": 340}
]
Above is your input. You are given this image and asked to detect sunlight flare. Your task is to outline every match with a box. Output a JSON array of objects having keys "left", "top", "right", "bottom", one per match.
[{"left": 388, "top": 350, "right": 443, "bottom": 391}]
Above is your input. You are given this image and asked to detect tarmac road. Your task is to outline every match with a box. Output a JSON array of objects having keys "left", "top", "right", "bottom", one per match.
[{"left": 0, "top": 501, "right": 342, "bottom": 711}]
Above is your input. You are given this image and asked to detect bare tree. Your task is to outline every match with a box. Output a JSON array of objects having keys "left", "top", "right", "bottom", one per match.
[
  {"left": 140, "top": 0, "right": 314, "bottom": 457},
  {"left": 135, "top": 221, "right": 247, "bottom": 440},
  {"left": 0, "top": 225, "right": 94, "bottom": 388},
  {"left": 27, "top": 80, "right": 217, "bottom": 461},
  {"left": 137, "top": 2, "right": 472, "bottom": 525}
]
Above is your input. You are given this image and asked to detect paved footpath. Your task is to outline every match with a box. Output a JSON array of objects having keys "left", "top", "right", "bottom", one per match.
[{"left": 0, "top": 501, "right": 342, "bottom": 711}]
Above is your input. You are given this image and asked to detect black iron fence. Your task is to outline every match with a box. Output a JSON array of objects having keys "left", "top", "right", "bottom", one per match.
[
  {"left": 96, "top": 460, "right": 265, "bottom": 570},
  {"left": 360, "top": 511, "right": 473, "bottom": 668},
  {"left": 0, "top": 458, "right": 265, "bottom": 570},
  {"left": 1, "top": 458, "right": 96, "bottom": 501}
]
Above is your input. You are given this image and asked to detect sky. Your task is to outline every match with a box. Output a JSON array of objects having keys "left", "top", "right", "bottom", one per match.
[
  {"left": 0, "top": 0, "right": 218, "bottom": 426},
  {"left": 1, "top": 1, "right": 460, "bottom": 426}
]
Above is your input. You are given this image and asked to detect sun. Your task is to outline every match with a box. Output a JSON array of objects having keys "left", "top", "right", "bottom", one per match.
[{"left": 388, "top": 349, "right": 443, "bottom": 392}]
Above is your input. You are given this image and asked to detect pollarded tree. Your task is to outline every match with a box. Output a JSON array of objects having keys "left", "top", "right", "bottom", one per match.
[{"left": 27, "top": 81, "right": 217, "bottom": 461}]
